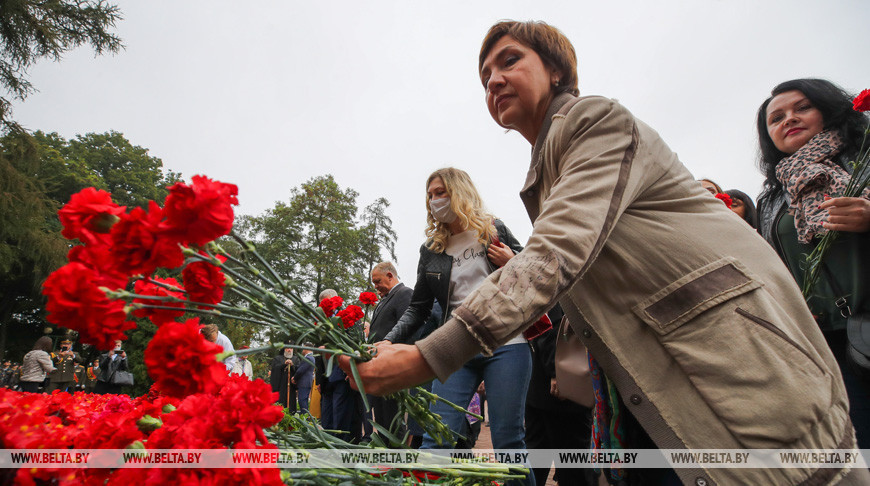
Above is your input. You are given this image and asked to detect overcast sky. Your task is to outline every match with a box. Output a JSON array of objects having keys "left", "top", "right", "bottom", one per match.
[{"left": 13, "top": 0, "right": 870, "bottom": 282}]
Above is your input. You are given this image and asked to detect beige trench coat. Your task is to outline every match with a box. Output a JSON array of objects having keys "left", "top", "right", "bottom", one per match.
[{"left": 417, "top": 94, "right": 858, "bottom": 485}]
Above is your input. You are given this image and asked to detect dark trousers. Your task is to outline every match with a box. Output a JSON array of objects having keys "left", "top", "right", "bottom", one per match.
[
  {"left": 330, "top": 380, "right": 353, "bottom": 441},
  {"left": 370, "top": 394, "right": 404, "bottom": 439},
  {"left": 525, "top": 405, "right": 592, "bottom": 486},
  {"left": 298, "top": 387, "right": 311, "bottom": 414},
  {"left": 20, "top": 381, "right": 41, "bottom": 393},
  {"left": 320, "top": 383, "right": 334, "bottom": 429},
  {"left": 46, "top": 381, "right": 73, "bottom": 393},
  {"left": 94, "top": 380, "right": 121, "bottom": 395},
  {"left": 351, "top": 393, "right": 372, "bottom": 443}
]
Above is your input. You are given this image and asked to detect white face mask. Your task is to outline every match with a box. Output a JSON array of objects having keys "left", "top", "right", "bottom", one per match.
[{"left": 429, "top": 197, "right": 457, "bottom": 224}]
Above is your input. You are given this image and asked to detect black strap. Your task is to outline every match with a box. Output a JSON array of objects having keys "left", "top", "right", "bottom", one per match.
[{"left": 820, "top": 263, "right": 852, "bottom": 318}]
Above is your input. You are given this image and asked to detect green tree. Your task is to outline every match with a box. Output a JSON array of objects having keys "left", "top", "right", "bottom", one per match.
[
  {"left": 359, "top": 197, "right": 398, "bottom": 281},
  {"left": 0, "top": 130, "right": 180, "bottom": 362},
  {"left": 0, "top": 132, "right": 68, "bottom": 360},
  {"left": 249, "top": 175, "right": 387, "bottom": 301},
  {"left": 0, "top": 0, "right": 123, "bottom": 132}
]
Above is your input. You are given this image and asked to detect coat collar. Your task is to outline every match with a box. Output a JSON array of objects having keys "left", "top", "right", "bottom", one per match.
[{"left": 521, "top": 92, "right": 577, "bottom": 195}]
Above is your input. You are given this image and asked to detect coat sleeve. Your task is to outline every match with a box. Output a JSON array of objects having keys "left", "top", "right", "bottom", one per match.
[
  {"left": 384, "top": 246, "right": 436, "bottom": 344},
  {"left": 417, "top": 98, "right": 657, "bottom": 380},
  {"left": 293, "top": 355, "right": 314, "bottom": 381}
]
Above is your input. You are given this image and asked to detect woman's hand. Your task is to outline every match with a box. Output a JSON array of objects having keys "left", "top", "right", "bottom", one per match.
[
  {"left": 821, "top": 196, "right": 870, "bottom": 233},
  {"left": 338, "top": 342, "right": 435, "bottom": 396},
  {"left": 486, "top": 241, "right": 514, "bottom": 267}
]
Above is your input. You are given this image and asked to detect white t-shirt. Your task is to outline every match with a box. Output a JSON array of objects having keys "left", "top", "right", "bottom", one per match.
[{"left": 445, "top": 230, "right": 524, "bottom": 346}]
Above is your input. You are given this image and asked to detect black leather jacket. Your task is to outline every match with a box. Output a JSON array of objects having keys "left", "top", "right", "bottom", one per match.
[{"left": 384, "top": 219, "right": 523, "bottom": 344}]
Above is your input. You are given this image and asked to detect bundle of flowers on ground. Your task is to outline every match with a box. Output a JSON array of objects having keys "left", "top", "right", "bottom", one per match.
[
  {"left": 0, "top": 377, "right": 283, "bottom": 485},
  {"left": 1, "top": 176, "right": 526, "bottom": 484}
]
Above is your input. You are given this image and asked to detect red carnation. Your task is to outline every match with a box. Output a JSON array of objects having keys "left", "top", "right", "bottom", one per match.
[
  {"left": 182, "top": 259, "right": 226, "bottom": 306},
  {"left": 209, "top": 375, "right": 283, "bottom": 445},
  {"left": 133, "top": 277, "right": 187, "bottom": 326},
  {"left": 336, "top": 305, "right": 364, "bottom": 328},
  {"left": 144, "top": 318, "right": 227, "bottom": 398},
  {"left": 318, "top": 296, "right": 344, "bottom": 317},
  {"left": 58, "top": 188, "right": 126, "bottom": 246},
  {"left": 110, "top": 201, "right": 184, "bottom": 276},
  {"left": 853, "top": 89, "right": 870, "bottom": 112},
  {"left": 42, "top": 263, "right": 137, "bottom": 349},
  {"left": 161, "top": 175, "right": 239, "bottom": 246},
  {"left": 359, "top": 291, "right": 378, "bottom": 306},
  {"left": 714, "top": 192, "right": 732, "bottom": 208},
  {"left": 523, "top": 313, "right": 553, "bottom": 340},
  {"left": 67, "top": 244, "right": 129, "bottom": 291}
]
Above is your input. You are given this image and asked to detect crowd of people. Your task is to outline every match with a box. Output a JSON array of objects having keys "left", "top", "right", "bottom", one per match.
[
  {"left": 2, "top": 337, "right": 101, "bottom": 394},
  {"left": 336, "top": 20, "right": 869, "bottom": 486},
  {"left": 4, "top": 17, "right": 868, "bottom": 486}
]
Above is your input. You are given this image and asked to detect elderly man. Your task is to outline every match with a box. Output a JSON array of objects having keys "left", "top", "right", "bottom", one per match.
[{"left": 367, "top": 262, "right": 414, "bottom": 433}]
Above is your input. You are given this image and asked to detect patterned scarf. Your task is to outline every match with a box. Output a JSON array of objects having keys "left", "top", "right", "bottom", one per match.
[
  {"left": 589, "top": 353, "right": 626, "bottom": 483},
  {"left": 774, "top": 129, "right": 869, "bottom": 243}
]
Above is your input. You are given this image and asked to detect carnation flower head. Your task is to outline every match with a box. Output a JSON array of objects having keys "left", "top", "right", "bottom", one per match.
[
  {"left": 182, "top": 258, "right": 226, "bottom": 306},
  {"left": 714, "top": 192, "right": 733, "bottom": 208},
  {"left": 337, "top": 305, "right": 364, "bottom": 329},
  {"left": 161, "top": 175, "right": 239, "bottom": 246},
  {"left": 208, "top": 375, "right": 283, "bottom": 445},
  {"left": 359, "top": 291, "right": 378, "bottom": 306},
  {"left": 144, "top": 318, "right": 227, "bottom": 398},
  {"left": 853, "top": 89, "right": 870, "bottom": 112},
  {"left": 110, "top": 201, "right": 184, "bottom": 276},
  {"left": 67, "top": 244, "right": 129, "bottom": 291},
  {"left": 318, "top": 296, "right": 343, "bottom": 317},
  {"left": 42, "top": 262, "right": 137, "bottom": 349},
  {"left": 58, "top": 188, "right": 126, "bottom": 246}
]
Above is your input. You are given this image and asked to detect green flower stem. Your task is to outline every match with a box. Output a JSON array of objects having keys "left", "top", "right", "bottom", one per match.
[
  {"left": 802, "top": 124, "right": 870, "bottom": 298},
  {"left": 228, "top": 231, "right": 292, "bottom": 292}
]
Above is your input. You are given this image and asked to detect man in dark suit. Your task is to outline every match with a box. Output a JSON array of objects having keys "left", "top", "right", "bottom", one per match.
[
  {"left": 368, "top": 262, "right": 413, "bottom": 435},
  {"left": 292, "top": 344, "right": 316, "bottom": 413}
]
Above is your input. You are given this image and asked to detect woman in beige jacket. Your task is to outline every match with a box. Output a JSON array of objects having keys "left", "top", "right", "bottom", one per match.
[{"left": 342, "top": 21, "right": 864, "bottom": 485}]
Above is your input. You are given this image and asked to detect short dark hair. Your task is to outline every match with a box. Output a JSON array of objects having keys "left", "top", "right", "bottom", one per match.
[
  {"left": 479, "top": 20, "right": 579, "bottom": 97},
  {"left": 33, "top": 336, "right": 53, "bottom": 352},
  {"left": 756, "top": 78, "right": 868, "bottom": 196}
]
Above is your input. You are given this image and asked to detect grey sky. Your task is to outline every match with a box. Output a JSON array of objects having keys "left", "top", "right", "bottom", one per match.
[{"left": 13, "top": 0, "right": 870, "bottom": 282}]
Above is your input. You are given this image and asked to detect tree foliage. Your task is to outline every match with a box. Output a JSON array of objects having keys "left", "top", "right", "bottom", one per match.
[
  {"left": 360, "top": 197, "right": 397, "bottom": 278},
  {"left": 0, "top": 130, "right": 179, "bottom": 361},
  {"left": 0, "top": 0, "right": 123, "bottom": 131},
  {"left": 246, "top": 175, "right": 398, "bottom": 302}
]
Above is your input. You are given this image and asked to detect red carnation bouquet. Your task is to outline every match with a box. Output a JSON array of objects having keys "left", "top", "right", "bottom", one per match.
[{"left": 21, "top": 174, "right": 520, "bottom": 484}]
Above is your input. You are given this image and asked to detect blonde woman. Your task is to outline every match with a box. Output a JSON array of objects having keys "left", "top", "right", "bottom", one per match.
[{"left": 382, "top": 168, "right": 530, "bottom": 462}]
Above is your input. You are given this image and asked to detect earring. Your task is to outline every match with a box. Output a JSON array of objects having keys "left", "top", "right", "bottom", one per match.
[{"left": 554, "top": 80, "right": 560, "bottom": 87}]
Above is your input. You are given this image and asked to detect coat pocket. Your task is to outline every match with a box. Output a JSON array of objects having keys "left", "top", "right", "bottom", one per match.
[{"left": 632, "top": 258, "right": 833, "bottom": 448}]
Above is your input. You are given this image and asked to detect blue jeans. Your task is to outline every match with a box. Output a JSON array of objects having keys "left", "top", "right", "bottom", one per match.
[{"left": 422, "top": 343, "right": 533, "bottom": 485}]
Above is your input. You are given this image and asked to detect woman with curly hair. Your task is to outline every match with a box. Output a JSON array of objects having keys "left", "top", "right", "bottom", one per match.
[
  {"left": 756, "top": 78, "right": 870, "bottom": 448},
  {"left": 382, "top": 168, "right": 530, "bottom": 478},
  {"left": 346, "top": 22, "right": 866, "bottom": 486}
]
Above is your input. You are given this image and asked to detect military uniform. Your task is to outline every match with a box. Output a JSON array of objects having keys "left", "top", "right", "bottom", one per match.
[{"left": 46, "top": 340, "right": 81, "bottom": 393}]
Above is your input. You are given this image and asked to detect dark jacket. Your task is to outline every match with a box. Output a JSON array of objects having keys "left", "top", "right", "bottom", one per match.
[
  {"left": 758, "top": 189, "right": 869, "bottom": 331},
  {"left": 97, "top": 353, "right": 127, "bottom": 383},
  {"left": 385, "top": 219, "right": 523, "bottom": 344},
  {"left": 293, "top": 353, "right": 316, "bottom": 390},
  {"left": 369, "top": 283, "right": 414, "bottom": 342}
]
